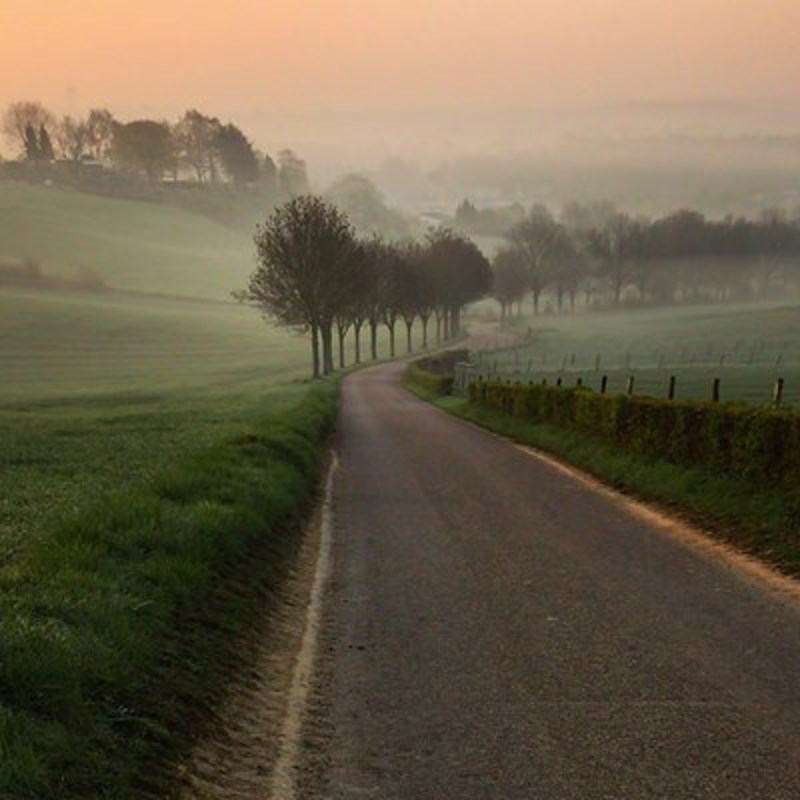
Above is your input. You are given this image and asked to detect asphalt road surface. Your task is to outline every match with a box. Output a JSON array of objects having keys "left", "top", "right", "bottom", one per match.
[{"left": 305, "top": 361, "right": 800, "bottom": 799}]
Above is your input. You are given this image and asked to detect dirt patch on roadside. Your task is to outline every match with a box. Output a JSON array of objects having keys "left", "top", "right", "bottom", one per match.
[{"left": 175, "top": 494, "right": 327, "bottom": 799}]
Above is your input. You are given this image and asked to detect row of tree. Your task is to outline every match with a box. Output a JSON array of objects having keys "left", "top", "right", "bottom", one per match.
[
  {"left": 1, "top": 100, "right": 309, "bottom": 190},
  {"left": 240, "top": 196, "right": 492, "bottom": 377},
  {"left": 492, "top": 201, "right": 800, "bottom": 315}
]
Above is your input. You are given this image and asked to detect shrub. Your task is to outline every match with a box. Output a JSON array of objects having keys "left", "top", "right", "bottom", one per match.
[{"left": 468, "top": 379, "right": 800, "bottom": 490}]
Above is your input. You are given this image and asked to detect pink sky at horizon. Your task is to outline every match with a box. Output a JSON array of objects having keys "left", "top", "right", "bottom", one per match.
[{"left": 2, "top": 0, "right": 800, "bottom": 165}]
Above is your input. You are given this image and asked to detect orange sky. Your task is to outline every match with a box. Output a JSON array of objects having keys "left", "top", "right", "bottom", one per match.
[{"left": 2, "top": 0, "right": 800, "bottom": 162}]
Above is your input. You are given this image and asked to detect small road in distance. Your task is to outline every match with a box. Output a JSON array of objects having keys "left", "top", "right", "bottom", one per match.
[{"left": 300, "top": 360, "right": 800, "bottom": 799}]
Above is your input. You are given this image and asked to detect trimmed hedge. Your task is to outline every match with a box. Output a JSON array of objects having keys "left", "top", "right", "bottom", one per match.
[{"left": 469, "top": 380, "right": 800, "bottom": 490}]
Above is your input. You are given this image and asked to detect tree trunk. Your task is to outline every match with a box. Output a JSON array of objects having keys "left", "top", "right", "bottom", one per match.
[
  {"left": 406, "top": 321, "right": 413, "bottom": 354},
  {"left": 435, "top": 314, "right": 442, "bottom": 343},
  {"left": 532, "top": 290, "right": 540, "bottom": 315},
  {"left": 310, "top": 323, "right": 320, "bottom": 378},
  {"left": 338, "top": 326, "right": 346, "bottom": 369},
  {"left": 388, "top": 323, "right": 396, "bottom": 357},
  {"left": 321, "top": 324, "right": 334, "bottom": 374},
  {"left": 354, "top": 322, "right": 362, "bottom": 363},
  {"left": 421, "top": 317, "right": 429, "bottom": 349},
  {"left": 370, "top": 320, "right": 378, "bottom": 360}
]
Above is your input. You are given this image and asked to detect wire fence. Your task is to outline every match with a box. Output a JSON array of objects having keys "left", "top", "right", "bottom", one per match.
[{"left": 456, "top": 343, "right": 800, "bottom": 407}]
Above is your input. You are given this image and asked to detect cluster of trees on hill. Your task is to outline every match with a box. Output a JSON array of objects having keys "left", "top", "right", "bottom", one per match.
[
  {"left": 239, "top": 196, "right": 491, "bottom": 377},
  {"left": 454, "top": 198, "right": 526, "bottom": 236},
  {"left": 492, "top": 201, "right": 800, "bottom": 316},
  {"left": 1, "top": 100, "right": 309, "bottom": 191}
]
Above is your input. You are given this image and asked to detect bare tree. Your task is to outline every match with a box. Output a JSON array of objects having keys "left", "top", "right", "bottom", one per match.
[
  {"left": 85, "top": 109, "right": 117, "bottom": 161},
  {"left": 175, "top": 110, "right": 221, "bottom": 182},
  {"left": 587, "top": 212, "right": 645, "bottom": 305},
  {"left": 506, "top": 205, "right": 562, "bottom": 314},
  {"left": 2, "top": 101, "right": 55, "bottom": 157},
  {"left": 55, "top": 116, "right": 89, "bottom": 161},
  {"left": 492, "top": 247, "right": 528, "bottom": 320}
]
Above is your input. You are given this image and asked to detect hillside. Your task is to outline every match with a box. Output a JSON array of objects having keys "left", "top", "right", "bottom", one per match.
[{"left": 0, "top": 182, "right": 255, "bottom": 300}]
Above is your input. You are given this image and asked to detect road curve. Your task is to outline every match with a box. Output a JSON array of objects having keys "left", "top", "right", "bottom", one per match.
[{"left": 303, "top": 360, "right": 800, "bottom": 799}]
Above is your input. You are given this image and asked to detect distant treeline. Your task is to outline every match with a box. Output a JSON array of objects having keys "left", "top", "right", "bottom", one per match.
[
  {"left": 0, "top": 100, "right": 309, "bottom": 194},
  {"left": 492, "top": 201, "right": 800, "bottom": 315},
  {"left": 0, "top": 258, "right": 106, "bottom": 292}
]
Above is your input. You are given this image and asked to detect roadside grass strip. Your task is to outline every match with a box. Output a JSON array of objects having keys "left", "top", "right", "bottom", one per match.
[{"left": 0, "top": 380, "right": 338, "bottom": 799}]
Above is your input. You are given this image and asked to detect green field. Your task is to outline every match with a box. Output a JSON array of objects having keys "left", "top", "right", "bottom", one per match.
[
  {"left": 0, "top": 182, "right": 254, "bottom": 300},
  {"left": 0, "top": 286, "right": 429, "bottom": 560},
  {"left": 473, "top": 302, "right": 800, "bottom": 406}
]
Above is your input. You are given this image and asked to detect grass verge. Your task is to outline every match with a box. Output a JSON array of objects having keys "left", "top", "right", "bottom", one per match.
[{"left": 0, "top": 379, "right": 338, "bottom": 799}]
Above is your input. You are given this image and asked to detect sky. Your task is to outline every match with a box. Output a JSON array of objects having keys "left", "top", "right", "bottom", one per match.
[{"left": 2, "top": 0, "right": 800, "bottom": 168}]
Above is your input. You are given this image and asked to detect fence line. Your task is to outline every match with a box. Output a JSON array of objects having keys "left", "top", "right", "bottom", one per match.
[{"left": 454, "top": 361, "right": 790, "bottom": 407}]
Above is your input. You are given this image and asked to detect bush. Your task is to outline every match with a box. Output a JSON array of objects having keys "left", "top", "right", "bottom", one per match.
[{"left": 468, "top": 379, "right": 800, "bottom": 490}]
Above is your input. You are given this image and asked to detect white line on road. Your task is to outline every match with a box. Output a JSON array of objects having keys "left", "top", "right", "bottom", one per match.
[{"left": 269, "top": 452, "right": 339, "bottom": 800}]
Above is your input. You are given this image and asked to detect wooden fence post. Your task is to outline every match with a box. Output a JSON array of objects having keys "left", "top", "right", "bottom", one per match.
[
  {"left": 600, "top": 375, "right": 608, "bottom": 394},
  {"left": 626, "top": 376, "right": 635, "bottom": 396},
  {"left": 556, "top": 377, "right": 563, "bottom": 387},
  {"left": 712, "top": 377, "right": 721, "bottom": 402},
  {"left": 774, "top": 378, "right": 785, "bottom": 407},
  {"left": 576, "top": 377, "right": 583, "bottom": 388},
  {"left": 668, "top": 375, "right": 676, "bottom": 401}
]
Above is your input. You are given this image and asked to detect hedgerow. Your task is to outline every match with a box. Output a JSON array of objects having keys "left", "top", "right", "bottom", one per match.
[{"left": 470, "top": 380, "right": 800, "bottom": 489}]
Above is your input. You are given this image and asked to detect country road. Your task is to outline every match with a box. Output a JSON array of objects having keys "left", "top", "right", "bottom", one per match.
[{"left": 297, "top": 360, "right": 800, "bottom": 799}]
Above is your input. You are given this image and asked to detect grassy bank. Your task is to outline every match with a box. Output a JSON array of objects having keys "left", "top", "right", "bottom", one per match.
[
  {"left": 404, "top": 358, "right": 800, "bottom": 577},
  {"left": 0, "top": 379, "right": 338, "bottom": 798},
  {"left": 482, "top": 301, "right": 800, "bottom": 407}
]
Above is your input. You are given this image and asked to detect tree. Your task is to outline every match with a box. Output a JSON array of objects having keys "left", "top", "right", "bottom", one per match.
[
  {"left": 85, "top": 108, "right": 117, "bottom": 161},
  {"left": 23, "top": 125, "right": 39, "bottom": 161},
  {"left": 278, "top": 149, "right": 310, "bottom": 196},
  {"left": 239, "top": 196, "right": 358, "bottom": 378},
  {"left": 2, "top": 101, "right": 55, "bottom": 158},
  {"left": 394, "top": 243, "right": 426, "bottom": 354},
  {"left": 360, "top": 236, "right": 390, "bottom": 360},
  {"left": 112, "top": 120, "right": 175, "bottom": 182},
  {"left": 215, "top": 123, "right": 260, "bottom": 184},
  {"left": 587, "top": 212, "right": 645, "bottom": 305},
  {"left": 175, "top": 110, "right": 221, "bottom": 182},
  {"left": 37, "top": 125, "right": 55, "bottom": 162},
  {"left": 425, "top": 227, "right": 491, "bottom": 337},
  {"left": 492, "top": 247, "right": 528, "bottom": 320},
  {"left": 55, "top": 115, "right": 89, "bottom": 160},
  {"left": 506, "top": 205, "right": 563, "bottom": 314},
  {"left": 325, "top": 173, "right": 411, "bottom": 238}
]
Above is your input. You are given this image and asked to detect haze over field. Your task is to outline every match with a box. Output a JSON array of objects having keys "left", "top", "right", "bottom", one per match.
[{"left": 3, "top": 0, "right": 800, "bottom": 189}]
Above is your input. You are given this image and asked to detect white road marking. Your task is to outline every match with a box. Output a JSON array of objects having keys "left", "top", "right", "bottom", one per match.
[{"left": 269, "top": 452, "right": 339, "bottom": 800}]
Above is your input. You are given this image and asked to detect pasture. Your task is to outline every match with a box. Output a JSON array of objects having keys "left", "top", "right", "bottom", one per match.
[
  {"left": 0, "top": 287, "right": 427, "bottom": 563},
  {"left": 473, "top": 301, "right": 800, "bottom": 406},
  {"left": 0, "top": 181, "right": 253, "bottom": 300}
]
